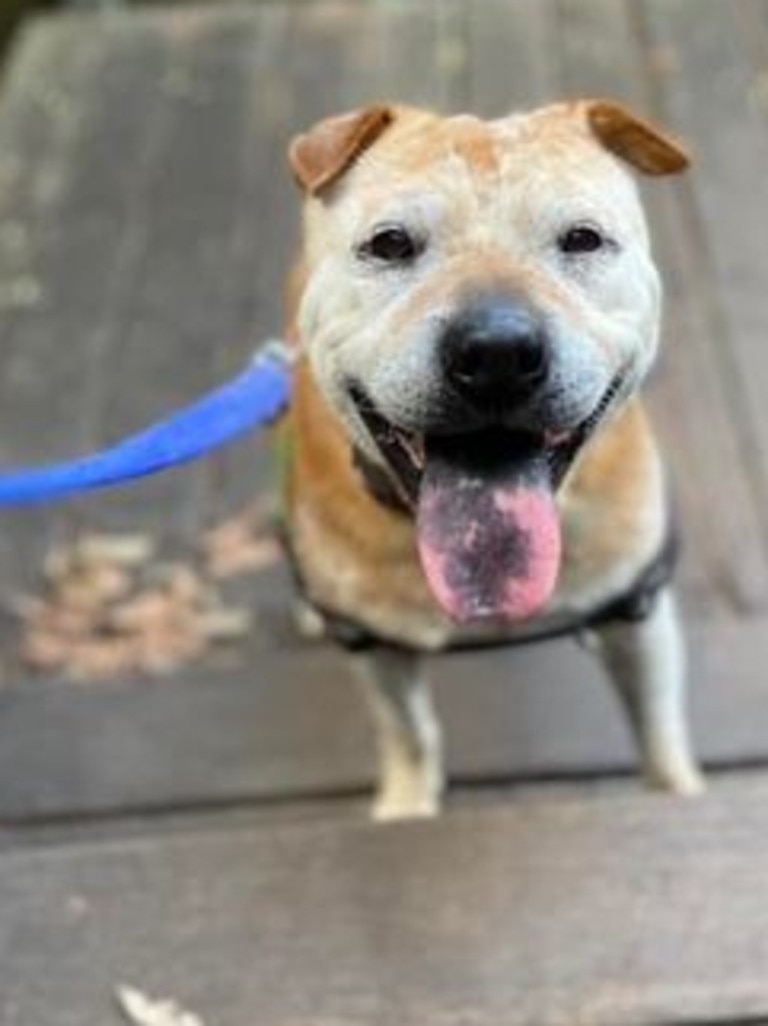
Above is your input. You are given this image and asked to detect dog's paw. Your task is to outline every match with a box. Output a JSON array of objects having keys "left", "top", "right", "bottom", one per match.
[
  {"left": 371, "top": 791, "right": 441, "bottom": 823},
  {"left": 292, "top": 599, "right": 326, "bottom": 640},
  {"left": 648, "top": 761, "right": 706, "bottom": 797}
]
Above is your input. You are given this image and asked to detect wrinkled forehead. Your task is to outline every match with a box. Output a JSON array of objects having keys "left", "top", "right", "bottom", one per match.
[{"left": 332, "top": 109, "right": 645, "bottom": 231}]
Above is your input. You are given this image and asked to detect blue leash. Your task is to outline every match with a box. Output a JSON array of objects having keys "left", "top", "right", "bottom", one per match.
[{"left": 0, "top": 343, "right": 292, "bottom": 506}]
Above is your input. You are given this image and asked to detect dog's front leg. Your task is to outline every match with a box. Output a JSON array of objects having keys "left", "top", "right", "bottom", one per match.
[
  {"left": 590, "top": 586, "right": 704, "bottom": 795},
  {"left": 352, "top": 648, "right": 443, "bottom": 821}
]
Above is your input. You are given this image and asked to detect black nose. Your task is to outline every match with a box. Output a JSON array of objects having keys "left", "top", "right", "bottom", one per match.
[{"left": 441, "top": 301, "right": 549, "bottom": 406}]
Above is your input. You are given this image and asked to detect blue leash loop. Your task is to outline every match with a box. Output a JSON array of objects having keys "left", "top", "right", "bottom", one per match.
[{"left": 0, "top": 342, "right": 293, "bottom": 506}]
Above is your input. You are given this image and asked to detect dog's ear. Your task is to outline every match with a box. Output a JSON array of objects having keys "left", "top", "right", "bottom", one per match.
[
  {"left": 584, "top": 99, "right": 689, "bottom": 175},
  {"left": 289, "top": 105, "right": 395, "bottom": 195}
]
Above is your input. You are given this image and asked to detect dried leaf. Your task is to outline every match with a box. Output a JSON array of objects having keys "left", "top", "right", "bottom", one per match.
[
  {"left": 77, "top": 533, "right": 155, "bottom": 567},
  {"left": 24, "top": 602, "right": 95, "bottom": 640},
  {"left": 163, "top": 564, "right": 207, "bottom": 604},
  {"left": 20, "top": 631, "right": 73, "bottom": 670},
  {"left": 43, "top": 546, "right": 79, "bottom": 583},
  {"left": 18, "top": 503, "right": 273, "bottom": 681},
  {"left": 64, "top": 563, "right": 131, "bottom": 606},
  {"left": 53, "top": 582, "right": 104, "bottom": 615},
  {"left": 66, "top": 639, "right": 136, "bottom": 682},
  {"left": 201, "top": 501, "right": 280, "bottom": 579},
  {"left": 115, "top": 984, "right": 205, "bottom": 1026},
  {"left": 198, "top": 606, "right": 252, "bottom": 640},
  {"left": 206, "top": 536, "right": 281, "bottom": 579},
  {"left": 107, "top": 592, "right": 176, "bottom": 633}
]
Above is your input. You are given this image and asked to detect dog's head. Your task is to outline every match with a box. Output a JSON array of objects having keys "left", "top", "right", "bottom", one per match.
[{"left": 289, "top": 101, "right": 688, "bottom": 624}]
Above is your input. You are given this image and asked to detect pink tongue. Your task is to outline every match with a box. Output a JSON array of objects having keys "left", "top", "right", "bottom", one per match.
[{"left": 416, "top": 442, "right": 561, "bottom": 623}]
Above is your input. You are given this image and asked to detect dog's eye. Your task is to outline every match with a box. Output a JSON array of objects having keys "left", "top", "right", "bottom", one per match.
[
  {"left": 558, "top": 225, "right": 606, "bottom": 255},
  {"left": 358, "top": 225, "right": 422, "bottom": 265}
]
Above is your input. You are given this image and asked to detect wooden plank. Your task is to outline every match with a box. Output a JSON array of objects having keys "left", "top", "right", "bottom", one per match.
[
  {"left": 554, "top": 0, "right": 768, "bottom": 618},
  {"left": 65, "top": 10, "right": 264, "bottom": 538},
  {"left": 470, "top": 0, "right": 766, "bottom": 621},
  {"left": 0, "top": 560, "right": 632, "bottom": 820},
  {"left": 0, "top": 20, "right": 190, "bottom": 696},
  {"left": 198, "top": 5, "right": 295, "bottom": 521},
  {"left": 4, "top": 773, "right": 768, "bottom": 1025},
  {"left": 5, "top": 591, "right": 768, "bottom": 822},
  {"left": 639, "top": 0, "right": 768, "bottom": 613},
  {"left": 471, "top": 0, "right": 768, "bottom": 616},
  {"left": 467, "top": 0, "right": 560, "bottom": 115},
  {"left": 0, "top": 8, "right": 293, "bottom": 551},
  {"left": 203, "top": 0, "right": 467, "bottom": 522},
  {"left": 0, "top": 20, "right": 161, "bottom": 602},
  {"left": 4, "top": 3, "right": 768, "bottom": 819}
]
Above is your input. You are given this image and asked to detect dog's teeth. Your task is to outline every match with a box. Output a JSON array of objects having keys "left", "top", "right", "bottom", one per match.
[
  {"left": 544, "top": 428, "right": 572, "bottom": 448},
  {"left": 395, "top": 430, "right": 425, "bottom": 471}
]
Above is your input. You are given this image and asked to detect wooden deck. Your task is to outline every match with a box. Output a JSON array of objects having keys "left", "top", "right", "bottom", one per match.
[{"left": 2, "top": 1, "right": 768, "bottom": 1022}]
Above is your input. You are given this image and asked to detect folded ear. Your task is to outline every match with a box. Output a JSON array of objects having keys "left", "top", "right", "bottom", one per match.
[
  {"left": 584, "top": 99, "right": 690, "bottom": 175},
  {"left": 288, "top": 105, "right": 395, "bottom": 195}
]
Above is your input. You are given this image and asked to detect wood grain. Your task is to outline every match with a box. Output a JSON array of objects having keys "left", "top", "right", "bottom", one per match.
[
  {"left": 0, "top": 3, "right": 768, "bottom": 828},
  {"left": 3, "top": 775, "right": 768, "bottom": 1025}
]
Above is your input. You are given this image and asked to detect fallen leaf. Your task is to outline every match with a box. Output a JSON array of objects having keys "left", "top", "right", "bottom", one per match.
[
  {"left": 115, "top": 984, "right": 205, "bottom": 1026},
  {"left": 107, "top": 591, "right": 177, "bottom": 633},
  {"left": 78, "top": 533, "right": 155, "bottom": 567},
  {"left": 24, "top": 601, "right": 94, "bottom": 640},
  {"left": 66, "top": 639, "right": 136, "bottom": 682},
  {"left": 17, "top": 507, "right": 275, "bottom": 681},
  {"left": 20, "top": 631, "right": 73, "bottom": 670},
  {"left": 163, "top": 564, "right": 208, "bottom": 604},
  {"left": 206, "top": 535, "right": 281, "bottom": 579},
  {"left": 202, "top": 501, "right": 281, "bottom": 579},
  {"left": 198, "top": 605, "right": 252, "bottom": 640}
]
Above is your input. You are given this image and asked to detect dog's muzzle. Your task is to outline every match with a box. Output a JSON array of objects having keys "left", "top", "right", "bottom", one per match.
[{"left": 348, "top": 297, "right": 627, "bottom": 627}]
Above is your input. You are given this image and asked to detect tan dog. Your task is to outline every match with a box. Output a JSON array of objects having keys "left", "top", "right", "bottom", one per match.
[{"left": 282, "top": 100, "right": 704, "bottom": 820}]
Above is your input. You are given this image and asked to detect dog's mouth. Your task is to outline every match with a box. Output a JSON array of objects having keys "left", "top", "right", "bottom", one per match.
[{"left": 349, "top": 373, "right": 626, "bottom": 624}]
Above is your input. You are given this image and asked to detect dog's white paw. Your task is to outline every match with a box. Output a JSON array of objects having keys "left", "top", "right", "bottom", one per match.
[
  {"left": 371, "top": 789, "right": 441, "bottom": 823},
  {"left": 293, "top": 599, "right": 326, "bottom": 640},
  {"left": 648, "top": 760, "right": 706, "bottom": 797}
]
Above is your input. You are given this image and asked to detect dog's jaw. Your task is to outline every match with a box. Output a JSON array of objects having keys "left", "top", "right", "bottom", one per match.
[
  {"left": 346, "top": 368, "right": 629, "bottom": 624},
  {"left": 348, "top": 365, "right": 629, "bottom": 508}
]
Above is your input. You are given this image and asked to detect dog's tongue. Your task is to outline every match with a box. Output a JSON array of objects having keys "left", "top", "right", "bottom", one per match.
[{"left": 416, "top": 432, "right": 561, "bottom": 623}]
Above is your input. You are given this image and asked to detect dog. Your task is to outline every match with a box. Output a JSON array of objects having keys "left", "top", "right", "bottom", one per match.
[{"left": 280, "top": 99, "right": 704, "bottom": 820}]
